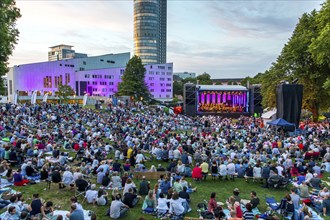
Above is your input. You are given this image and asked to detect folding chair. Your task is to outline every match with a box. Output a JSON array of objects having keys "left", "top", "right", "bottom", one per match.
[
  {"left": 75, "top": 183, "right": 90, "bottom": 198},
  {"left": 265, "top": 197, "right": 280, "bottom": 211}
]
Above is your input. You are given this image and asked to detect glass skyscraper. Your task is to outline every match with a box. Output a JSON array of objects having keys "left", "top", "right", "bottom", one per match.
[{"left": 134, "top": 0, "right": 167, "bottom": 64}]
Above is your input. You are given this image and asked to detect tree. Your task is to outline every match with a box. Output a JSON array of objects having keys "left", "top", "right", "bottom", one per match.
[
  {"left": 56, "top": 84, "right": 75, "bottom": 104},
  {"left": 0, "top": 0, "right": 21, "bottom": 90},
  {"left": 255, "top": 3, "right": 330, "bottom": 121},
  {"left": 196, "top": 73, "right": 212, "bottom": 85},
  {"left": 117, "top": 55, "right": 150, "bottom": 100}
]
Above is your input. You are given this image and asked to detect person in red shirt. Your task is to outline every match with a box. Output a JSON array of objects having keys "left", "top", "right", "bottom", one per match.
[
  {"left": 208, "top": 192, "right": 217, "bottom": 214},
  {"left": 192, "top": 163, "right": 202, "bottom": 181}
]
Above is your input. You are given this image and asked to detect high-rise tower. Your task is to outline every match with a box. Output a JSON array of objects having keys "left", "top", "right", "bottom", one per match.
[{"left": 134, "top": 0, "right": 167, "bottom": 64}]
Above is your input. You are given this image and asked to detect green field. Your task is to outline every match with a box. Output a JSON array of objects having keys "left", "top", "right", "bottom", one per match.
[{"left": 9, "top": 164, "right": 294, "bottom": 220}]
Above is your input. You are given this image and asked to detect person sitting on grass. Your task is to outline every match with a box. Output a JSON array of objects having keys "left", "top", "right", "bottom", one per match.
[
  {"left": 84, "top": 184, "right": 98, "bottom": 205},
  {"left": 242, "top": 203, "right": 254, "bottom": 220},
  {"left": 110, "top": 194, "right": 129, "bottom": 219},
  {"left": 227, "top": 196, "right": 243, "bottom": 218},
  {"left": 249, "top": 191, "right": 260, "bottom": 209},
  {"left": 96, "top": 188, "right": 109, "bottom": 206},
  {"left": 13, "top": 168, "right": 29, "bottom": 186},
  {"left": 192, "top": 163, "right": 202, "bottom": 181},
  {"left": 40, "top": 201, "right": 56, "bottom": 220},
  {"left": 123, "top": 188, "right": 140, "bottom": 208},
  {"left": 66, "top": 204, "right": 84, "bottom": 220},
  {"left": 142, "top": 190, "right": 156, "bottom": 214},
  {"left": 208, "top": 192, "right": 218, "bottom": 214},
  {"left": 169, "top": 192, "right": 185, "bottom": 218},
  {"left": 156, "top": 193, "right": 169, "bottom": 218}
]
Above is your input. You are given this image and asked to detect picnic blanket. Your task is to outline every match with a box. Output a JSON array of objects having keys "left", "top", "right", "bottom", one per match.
[
  {"left": 0, "top": 179, "right": 14, "bottom": 188},
  {"left": 53, "top": 210, "right": 92, "bottom": 220}
]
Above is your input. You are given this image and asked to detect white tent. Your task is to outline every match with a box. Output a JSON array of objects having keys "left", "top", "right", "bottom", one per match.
[{"left": 262, "top": 109, "right": 277, "bottom": 125}]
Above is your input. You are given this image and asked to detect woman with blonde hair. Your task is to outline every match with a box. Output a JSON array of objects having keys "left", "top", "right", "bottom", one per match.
[
  {"left": 149, "top": 165, "right": 157, "bottom": 172},
  {"left": 153, "top": 183, "right": 161, "bottom": 201},
  {"left": 142, "top": 190, "right": 156, "bottom": 214},
  {"left": 123, "top": 178, "right": 136, "bottom": 194}
]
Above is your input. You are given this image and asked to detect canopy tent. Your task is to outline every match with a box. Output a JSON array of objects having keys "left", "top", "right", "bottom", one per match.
[{"left": 267, "top": 118, "right": 295, "bottom": 128}]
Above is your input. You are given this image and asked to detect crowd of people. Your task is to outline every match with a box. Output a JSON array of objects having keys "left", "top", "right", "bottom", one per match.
[{"left": 0, "top": 101, "right": 328, "bottom": 220}]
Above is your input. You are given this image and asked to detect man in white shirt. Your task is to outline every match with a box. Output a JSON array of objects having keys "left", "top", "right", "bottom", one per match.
[
  {"left": 84, "top": 184, "right": 98, "bottom": 204},
  {"left": 110, "top": 194, "right": 129, "bottom": 219},
  {"left": 62, "top": 167, "right": 74, "bottom": 188}
]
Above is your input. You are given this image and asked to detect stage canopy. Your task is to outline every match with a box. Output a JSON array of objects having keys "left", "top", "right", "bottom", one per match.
[{"left": 198, "top": 85, "right": 248, "bottom": 91}]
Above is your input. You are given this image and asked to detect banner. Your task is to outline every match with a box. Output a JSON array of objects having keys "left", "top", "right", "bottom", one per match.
[
  {"left": 43, "top": 93, "right": 48, "bottom": 102},
  {"left": 31, "top": 91, "right": 37, "bottom": 105},
  {"left": 13, "top": 92, "right": 18, "bottom": 105},
  {"left": 83, "top": 94, "right": 88, "bottom": 106}
]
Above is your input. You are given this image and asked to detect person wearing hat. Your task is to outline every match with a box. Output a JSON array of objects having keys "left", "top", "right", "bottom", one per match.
[{"left": 233, "top": 188, "right": 241, "bottom": 203}]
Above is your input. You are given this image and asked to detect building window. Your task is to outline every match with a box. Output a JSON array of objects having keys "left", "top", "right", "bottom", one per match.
[
  {"left": 160, "top": 78, "right": 165, "bottom": 81},
  {"left": 150, "top": 83, "right": 154, "bottom": 86},
  {"left": 100, "top": 82, "right": 107, "bottom": 85},
  {"left": 102, "top": 88, "right": 107, "bottom": 92},
  {"left": 160, "top": 83, "right": 164, "bottom": 86},
  {"left": 85, "top": 74, "right": 90, "bottom": 78},
  {"left": 149, "top": 77, "right": 154, "bottom": 80},
  {"left": 167, "top": 78, "right": 171, "bottom": 81},
  {"left": 166, "top": 89, "right": 172, "bottom": 92},
  {"left": 168, "top": 66, "right": 172, "bottom": 70},
  {"left": 43, "top": 76, "right": 52, "bottom": 88},
  {"left": 65, "top": 73, "right": 70, "bottom": 84},
  {"left": 158, "top": 65, "right": 165, "bottom": 69},
  {"left": 120, "top": 69, "right": 125, "bottom": 75},
  {"left": 109, "top": 82, "right": 114, "bottom": 85},
  {"left": 92, "top": 88, "right": 97, "bottom": 91},
  {"left": 166, "top": 83, "right": 171, "bottom": 86},
  {"left": 161, "top": 89, "right": 165, "bottom": 92},
  {"left": 92, "top": 82, "right": 97, "bottom": 85},
  {"left": 156, "top": 72, "right": 160, "bottom": 75},
  {"left": 166, "top": 72, "right": 172, "bottom": 75},
  {"left": 149, "top": 71, "right": 154, "bottom": 75},
  {"left": 83, "top": 61, "right": 86, "bottom": 65},
  {"left": 150, "top": 89, "right": 154, "bottom": 92}
]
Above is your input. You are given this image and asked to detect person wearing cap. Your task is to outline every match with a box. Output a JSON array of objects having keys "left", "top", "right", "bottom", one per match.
[{"left": 233, "top": 188, "right": 241, "bottom": 203}]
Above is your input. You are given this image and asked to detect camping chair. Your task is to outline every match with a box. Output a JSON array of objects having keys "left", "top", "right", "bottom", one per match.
[
  {"left": 75, "top": 183, "right": 91, "bottom": 198},
  {"left": 265, "top": 197, "right": 280, "bottom": 211}
]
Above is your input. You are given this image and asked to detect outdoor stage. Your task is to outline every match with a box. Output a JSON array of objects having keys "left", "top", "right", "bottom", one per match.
[{"left": 196, "top": 85, "right": 249, "bottom": 117}]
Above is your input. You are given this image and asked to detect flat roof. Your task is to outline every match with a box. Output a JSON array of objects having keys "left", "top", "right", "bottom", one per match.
[
  {"left": 198, "top": 85, "right": 248, "bottom": 91},
  {"left": 49, "top": 44, "right": 74, "bottom": 48}
]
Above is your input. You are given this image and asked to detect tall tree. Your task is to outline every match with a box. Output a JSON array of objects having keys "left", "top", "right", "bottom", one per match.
[
  {"left": 196, "top": 73, "right": 212, "bottom": 85},
  {"left": 0, "top": 0, "right": 21, "bottom": 91},
  {"left": 117, "top": 55, "right": 150, "bottom": 100},
  {"left": 256, "top": 4, "right": 330, "bottom": 121}
]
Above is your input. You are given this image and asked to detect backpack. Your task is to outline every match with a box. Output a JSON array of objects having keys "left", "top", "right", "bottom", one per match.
[{"left": 201, "top": 211, "right": 214, "bottom": 219}]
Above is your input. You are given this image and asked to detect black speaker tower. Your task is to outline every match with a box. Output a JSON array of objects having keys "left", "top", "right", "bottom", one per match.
[
  {"left": 183, "top": 83, "right": 197, "bottom": 117},
  {"left": 276, "top": 84, "right": 303, "bottom": 128}
]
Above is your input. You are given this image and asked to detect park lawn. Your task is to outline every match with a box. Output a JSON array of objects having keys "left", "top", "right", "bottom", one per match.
[{"left": 10, "top": 174, "right": 290, "bottom": 220}]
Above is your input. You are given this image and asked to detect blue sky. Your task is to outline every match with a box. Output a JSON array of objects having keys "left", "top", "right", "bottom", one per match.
[{"left": 9, "top": 0, "right": 323, "bottom": 78}]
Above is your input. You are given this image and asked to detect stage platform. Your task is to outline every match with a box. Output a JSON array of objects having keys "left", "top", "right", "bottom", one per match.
[{"left": 196, "top": 112, "right": 250, "bottom": 118}]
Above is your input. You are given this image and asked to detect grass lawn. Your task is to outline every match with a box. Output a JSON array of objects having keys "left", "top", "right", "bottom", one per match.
[{"left": 10, "top": 169, "right": 292, "bottom": 220}]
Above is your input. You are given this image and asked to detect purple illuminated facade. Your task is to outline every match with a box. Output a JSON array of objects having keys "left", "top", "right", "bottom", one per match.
[{"left": 7, "top": 52, "right": 173, "bottom": 101}]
